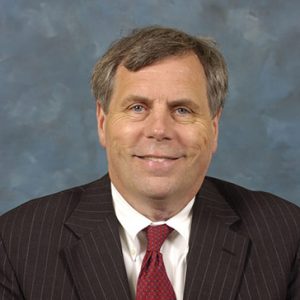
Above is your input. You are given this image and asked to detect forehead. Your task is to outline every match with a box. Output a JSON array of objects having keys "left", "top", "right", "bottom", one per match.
[{"left": 112, "top": 53, "right": 207, "bottom": 99}]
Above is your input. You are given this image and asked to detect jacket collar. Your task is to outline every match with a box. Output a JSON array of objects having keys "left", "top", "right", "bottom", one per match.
[
  {"left": 63, "top": 174, "right": 131, "bottom": 300},
  {"left": 184, "top": 177, "right": 250, "bottom": 300}
]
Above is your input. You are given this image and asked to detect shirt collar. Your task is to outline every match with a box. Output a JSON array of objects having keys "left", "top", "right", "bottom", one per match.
[
  {"left": 164, "top": 198, "right": 194, "bottom": 244},
  {"left": 111, "top": 184, "right": 151, "bottom": 243},
  {"left": 111, "top": 183, "right": 194, "bottom": 244}
]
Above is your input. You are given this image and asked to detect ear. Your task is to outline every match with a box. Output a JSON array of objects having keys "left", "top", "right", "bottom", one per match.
[
  {"left": 96, "top": 100, "right": 107, "bottom": 148},
  {"left": 211, "top": 109, "right": 222, "bottom": 154}
]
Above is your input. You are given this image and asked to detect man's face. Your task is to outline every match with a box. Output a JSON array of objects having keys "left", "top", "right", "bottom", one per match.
[{"left": 97, "top": 53, "right": 220, "bottom": 212}]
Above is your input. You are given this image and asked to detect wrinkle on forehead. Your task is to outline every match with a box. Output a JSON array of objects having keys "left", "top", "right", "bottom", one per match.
[{"left": 110, "top": 53, "right": 209, "bottom": 111}]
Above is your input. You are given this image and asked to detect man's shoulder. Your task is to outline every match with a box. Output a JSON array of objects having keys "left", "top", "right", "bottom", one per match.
[
  {"left": 0, "top": 175, "right": 110, "bottom": 232},
  {"left": 206, "top": 176, "right": 300, "bottom": 225}
]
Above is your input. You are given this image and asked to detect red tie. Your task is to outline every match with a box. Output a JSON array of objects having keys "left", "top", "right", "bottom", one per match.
[{"left": 136, "top": 224, "right": 176, "bottom": 300}]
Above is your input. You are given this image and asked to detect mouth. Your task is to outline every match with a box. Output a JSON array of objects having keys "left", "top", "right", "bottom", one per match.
[
  {"left": 134, "top": 155, "right": 180, "bottom": 161},
  {"left": 132, "top": 154, "right": 183, "bottom": 174}
]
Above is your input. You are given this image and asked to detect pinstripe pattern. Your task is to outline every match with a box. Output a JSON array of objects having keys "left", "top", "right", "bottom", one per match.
[
  {"left": 1, "top": 174, "right": 299, "bottom": 299},
  {"left": 183, "top": 177, "right": 300, "bottom": 300}
]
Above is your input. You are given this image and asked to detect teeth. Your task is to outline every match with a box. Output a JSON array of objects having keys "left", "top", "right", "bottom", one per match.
[{"left": 143, "top": 157, "right": 173, "bottom": 161}]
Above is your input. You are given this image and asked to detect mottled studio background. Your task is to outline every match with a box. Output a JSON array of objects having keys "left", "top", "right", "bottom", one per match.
[{"left": 1, "top": 0, "right": 299, "bottom": 214}]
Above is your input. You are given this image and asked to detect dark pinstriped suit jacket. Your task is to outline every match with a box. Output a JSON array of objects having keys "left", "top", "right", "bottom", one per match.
[{"left": 0, "top": 174, "right": 299, "bottom": 299}]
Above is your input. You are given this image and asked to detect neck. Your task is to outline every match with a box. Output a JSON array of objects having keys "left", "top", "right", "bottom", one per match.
[
  {"left": 126, "top": 196, "right": 192, "bottom": 221},
  {"left": 111, "top": 181, "right": 198, "bottom": 222}
]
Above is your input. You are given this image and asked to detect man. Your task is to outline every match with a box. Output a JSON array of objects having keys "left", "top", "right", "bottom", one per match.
[{"left": 0, "top": 26, "right": 299, "bottom": 300}]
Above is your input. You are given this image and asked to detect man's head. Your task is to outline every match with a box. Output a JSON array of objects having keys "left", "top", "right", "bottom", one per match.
[
  {"left": 92, "top": 26, "right": 228, "bottom": 220},
  {"left": 91, "top": 26, "right": 228, "bottom": 117}
]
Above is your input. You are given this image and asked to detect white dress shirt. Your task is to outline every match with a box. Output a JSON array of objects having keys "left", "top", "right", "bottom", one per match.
[{"left": 111, "top": 184, "right": 194, "bottom": 300}]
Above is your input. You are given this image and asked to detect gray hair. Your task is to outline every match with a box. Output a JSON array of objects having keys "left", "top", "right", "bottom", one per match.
[{"left": 91, "top": 26, "right": 228, "bottom": 117}]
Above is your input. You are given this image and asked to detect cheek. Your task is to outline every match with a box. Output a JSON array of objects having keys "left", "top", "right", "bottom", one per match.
[
  {"left": 183, "top": 125, "right": 214, "bottom": 152},
  {"left": 105, "top": 121, "right": 139, "bottom": 152}
]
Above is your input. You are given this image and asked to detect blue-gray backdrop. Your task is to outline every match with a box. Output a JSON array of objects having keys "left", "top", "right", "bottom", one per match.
[{"left": 1, "top": 0, "right": 299, "bottom": 214}]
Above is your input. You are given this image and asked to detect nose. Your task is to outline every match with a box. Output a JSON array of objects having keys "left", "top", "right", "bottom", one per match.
[{"left": 144, "top": 108, "right": 173, "bottom": 141}]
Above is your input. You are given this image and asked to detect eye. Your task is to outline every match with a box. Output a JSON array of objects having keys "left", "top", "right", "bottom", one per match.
[
  {"left": 175, "top": 107, "right": 191, "bottom": 115},
  {"left": 130, "top": 104, "right": 146, "bottom": 113}
]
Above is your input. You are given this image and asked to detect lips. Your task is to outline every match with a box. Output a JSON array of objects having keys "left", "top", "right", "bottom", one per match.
[
  {"left": 134, "top": 155, "right": 180, "bottom": 161},
  {"left": 132, "top": 154, "right": 184, "bottom": 174}
]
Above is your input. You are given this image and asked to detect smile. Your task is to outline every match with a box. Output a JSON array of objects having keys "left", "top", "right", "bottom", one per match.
[
  {"left": 135, "top": 155, "right": 179, "bottom": 161},
  {"left": 132, "top": 155, "right": 182, "bottom": 174}
]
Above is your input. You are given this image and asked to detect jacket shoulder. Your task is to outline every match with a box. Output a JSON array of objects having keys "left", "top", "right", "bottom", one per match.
[
  {"left": 0, "top": 177, "right": 108, "bottom": 234},
  {"left": 206, "top": 176, "right": 300, "bottom": 231}
]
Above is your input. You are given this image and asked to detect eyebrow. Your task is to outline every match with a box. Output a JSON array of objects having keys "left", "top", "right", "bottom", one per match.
[
  {"left": 168, "top": 98, "right": 200, "bottom": 111},
  {"left": 122, "top": 95, "right": 201, "bottom": 110},
  {"left": 122, "top": 95, "right": 151, "bottom": 105}
]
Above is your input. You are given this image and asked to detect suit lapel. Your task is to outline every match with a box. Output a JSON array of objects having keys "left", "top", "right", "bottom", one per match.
[
  {"left": 184, "top": 178, "right": 250, "bottom": 300},
  {"left": 62, "top": 175, "right": 131, "bottom": 300}
]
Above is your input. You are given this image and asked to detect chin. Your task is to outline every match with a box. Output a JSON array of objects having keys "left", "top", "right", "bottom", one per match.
[
  {"left": 143, "top": 191, "right": 172, "bottom": 201},
  {"left": 136, "top": 180, "right": 178, "bottom": 201}
]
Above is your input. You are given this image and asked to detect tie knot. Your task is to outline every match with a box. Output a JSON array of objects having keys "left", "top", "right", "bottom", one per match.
[{"left": 145, "top": 224, "right": 173, "bottom": 252}]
